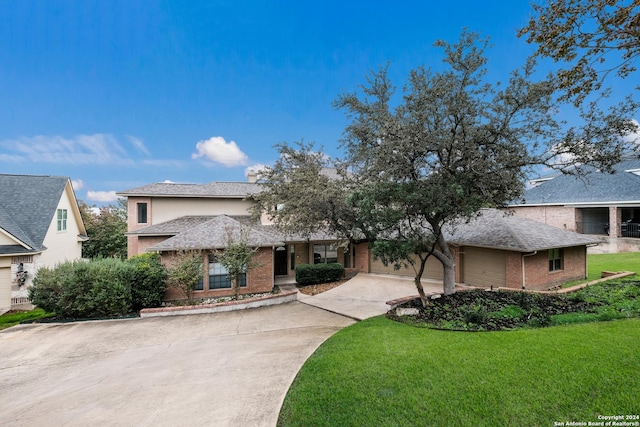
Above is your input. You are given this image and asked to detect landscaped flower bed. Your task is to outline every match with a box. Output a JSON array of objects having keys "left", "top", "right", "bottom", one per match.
[{"left": 389, "top": 280, "right": 640, "bottom": 331}]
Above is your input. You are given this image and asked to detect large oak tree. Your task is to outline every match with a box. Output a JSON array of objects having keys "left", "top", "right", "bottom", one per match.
[{"left": 255, "top": 31, "right": 639, "bottom": 306}]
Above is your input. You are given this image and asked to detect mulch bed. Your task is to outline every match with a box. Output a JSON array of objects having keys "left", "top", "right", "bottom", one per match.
[
  {"left": 297, "top": 279, "right": 349, "bottom": 296},
  {"left": 389, "top": 288, "right": 600, "bottom": 331}
]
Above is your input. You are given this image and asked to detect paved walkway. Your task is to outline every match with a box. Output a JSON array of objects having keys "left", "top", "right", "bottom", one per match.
[{"left": 299, "top": 273, "right": 443, "bottom": 320}]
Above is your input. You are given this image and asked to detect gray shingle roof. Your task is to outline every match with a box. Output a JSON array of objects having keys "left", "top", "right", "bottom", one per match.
[
  {"left": 448, "top": 209, "right": 599, "bottom": 252},
  {"left": 128, "top": 216, "right": 218, "bottom": 235},
  {"left": 117, "top": 182, "right": 263, "bottom": 198},
  {"left": 514, "top": 159, "right": 640, "bottom": 205},
  {"left": 147, "top": 215, "right": 285, "bottom": 251},
  {"left": 0, "top": 174, "right": 69, "bottom": 251}
]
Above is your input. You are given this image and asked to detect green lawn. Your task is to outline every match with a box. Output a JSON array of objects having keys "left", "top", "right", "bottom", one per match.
[
  {"left": 278, "top": 317, "right": 640, "bottom": 426},
  {"left": 0, "top": 309, "right": 54, "bottom": 330},
  {"left": 587, "top": 252, "right": 640, "bottom": 281}
]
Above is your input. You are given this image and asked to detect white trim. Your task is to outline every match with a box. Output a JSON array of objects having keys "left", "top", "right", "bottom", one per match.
[
  {"left": 0, "top": 228, "right": 32, "bottom": 250},
  {"left": 510, "top": 201, "right": 640, "bottom": 208}
]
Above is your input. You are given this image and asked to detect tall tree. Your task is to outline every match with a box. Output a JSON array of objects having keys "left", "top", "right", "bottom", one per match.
[
  {"left": 519, "top": 0, "right": 640, "bottom": 104},
  {"left": 255, "top": 31, "right": 639, "bottom": 306},
  {"left": 80, "top": 199, "right": 128, "bottom": 259}
]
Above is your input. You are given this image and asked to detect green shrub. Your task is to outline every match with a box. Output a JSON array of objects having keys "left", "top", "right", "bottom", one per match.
[
  {"left": 29, "top": 259, "right": 133, "bottom": 318},
  {"left": 127, "top": 253, "right": 167, "bottom": 310},
  {"left": 295, "top": 263, "right": 344, "bottom": 285}
]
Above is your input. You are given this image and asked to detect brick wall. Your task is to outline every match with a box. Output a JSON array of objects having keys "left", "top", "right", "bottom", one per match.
[
  {"left": 510, "top": 206, "right": 577, "bottom": 231},
  {"left": 520, "top": 246, "right": 587, "bottom": 290},
  {"left": 161, "top": 247, "right": 275, "bottom": 301},
  {"left": 354, "top": 242, "right": 369, "bottom": 273}
]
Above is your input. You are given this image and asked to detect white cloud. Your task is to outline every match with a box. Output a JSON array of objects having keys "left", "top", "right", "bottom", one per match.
[
  {"left": 622, "top": 119, "right": 640, "bottom": 146},
  {"left": 87, "top": 190, "right": 121, "bottom": 203},
  {"left": 127, "top": 135, "right": 150, "bottom": 156},
  {"left": 244, "top": 163, "right": 267, "bottom": 177},
  {"left": 162, "top": 179, "right": 174, "bottom": 183},
  {"left": 192, "top": 136, "right": 249, "bottom": 167},
  {"left": 0, "top": 134, "right": 133, "bottom": 165},
  {"left": 71, "top": 179, "right": 85, "bottom": 190}
]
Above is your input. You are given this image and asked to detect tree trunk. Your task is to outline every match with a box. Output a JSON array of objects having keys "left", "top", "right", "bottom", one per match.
[
  {"left": 414, "top": 255, "right": 429, "bottom": 307},
  {"left": 433, "top": 233, "right": 456, "bottom": 295},
  {"left": 232, "top": 275, "right": 239, "bottom": 300}
]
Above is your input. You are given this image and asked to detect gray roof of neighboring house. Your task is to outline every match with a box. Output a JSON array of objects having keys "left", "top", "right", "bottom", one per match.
[
  {"left": 117, "top": 182, "right": 263, "bottom": 198},
  {"left": 0, "top": 174, "right": 70, "bottom": 252},
  {"left": 147, "top": 215, "right": 285, "bottom": 251},
  {"left": 514, "top": 159, "right": 640, "bottom": 205},
  {"left": 448, "top": 209, "right": 600, "bottom": 252}
]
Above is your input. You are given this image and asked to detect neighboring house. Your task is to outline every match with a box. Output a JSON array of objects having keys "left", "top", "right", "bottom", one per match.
[
  {"left": 509, "top": 159, "right": 640, "bottom": 253},
  {"left": 0, "top": 174, "right": 88, "bottom": 314},
  {"left": 119, "top": 178, "right": 597, "bottom": 299}
]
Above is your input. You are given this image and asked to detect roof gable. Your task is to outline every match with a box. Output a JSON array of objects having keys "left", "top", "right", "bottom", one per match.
[{"left": 0, "top": 174, "right": 70, "bottom": 249}]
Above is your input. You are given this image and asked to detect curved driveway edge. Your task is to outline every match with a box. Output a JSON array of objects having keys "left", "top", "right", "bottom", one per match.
[
  {"left": 299, "top": 273, "right": 444, "bottom": 320},
  {"left": 0, "top": 302, "right": 354, "bottom": 427}
]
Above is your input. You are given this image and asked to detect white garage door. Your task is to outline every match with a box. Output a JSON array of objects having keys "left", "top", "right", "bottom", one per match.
[
  {"left": 462, "top": 247, "right": 506, "bottom": 287},
  {"left": 0, "top": 267, "right": 11, "bottom": 314}
]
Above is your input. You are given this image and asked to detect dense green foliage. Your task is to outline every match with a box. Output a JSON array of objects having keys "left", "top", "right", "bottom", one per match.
[
  {"left": 295, "top": 263, "right": 344, "bottom": 285},
  {"left": 80, "top": 199, "right": 128, "bottom": 259},
  {"left": 29, "top": 259, "right": 133, "bottom": 318},
  {"left": 128, "top": 253, "right": 168, "bottom": 310},
  {"left": 28, "top": 256, "right": 168, "bottom": 318},
  {"left": 278, "top": 317, "right": 640, "bottom": 426}
]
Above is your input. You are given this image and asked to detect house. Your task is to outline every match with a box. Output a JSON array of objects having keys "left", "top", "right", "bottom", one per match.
[
  {"left": 509, "top": 158, "right": 640, "bottom": 253},
  {"left": 367, "top": 209, "right": 598, "bottom": 290},
  {"left": 0, "top": 174, "right": 88, "bottom": 314},
  {"left": 119, "top": 178, "right": 597, "bottom": 299}
]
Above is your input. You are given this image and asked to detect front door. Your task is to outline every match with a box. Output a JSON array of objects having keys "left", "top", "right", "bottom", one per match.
[{"left": 274, "top": 247, "right": 288, "bottom": 276}]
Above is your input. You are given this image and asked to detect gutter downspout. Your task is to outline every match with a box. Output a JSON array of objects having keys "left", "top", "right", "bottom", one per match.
[{"left": 522, "top": 251, "right": 538, "bottom": 290}]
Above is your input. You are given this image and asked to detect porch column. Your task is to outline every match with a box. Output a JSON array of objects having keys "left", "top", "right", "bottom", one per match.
[{"left": 609, "top": 206, "right": 620, "bottom": 237}]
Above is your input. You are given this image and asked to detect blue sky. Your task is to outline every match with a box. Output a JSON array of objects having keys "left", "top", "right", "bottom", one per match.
[{"left": 0, "top": 1, "right": 636, "bottom": 204}]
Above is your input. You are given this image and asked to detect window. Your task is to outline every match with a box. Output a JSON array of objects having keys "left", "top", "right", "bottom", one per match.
[
  {"left": 57, "top": 209, "right": 67, "bottom": 231},
  {"left": 290, "top": 244, "right": 295, "bottom": 270},
  {"left": 137, "top": 203, "right": 148, "bottom": 224},
  {"left": 208, "top": 255, "right": 246, "bottom": 290},
  {"left": 548, "top": 248, "right": 563, "bottom": 272},
  {"left": 313, "top": 244, "right": 338, "bottom": 264}
]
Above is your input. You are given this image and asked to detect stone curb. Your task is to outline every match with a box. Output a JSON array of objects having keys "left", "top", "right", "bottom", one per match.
[{"left": 139, "top": 289, "right": 298, "bottom": 318}]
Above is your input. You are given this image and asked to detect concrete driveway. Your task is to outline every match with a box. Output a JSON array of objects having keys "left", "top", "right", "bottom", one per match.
[
  {"left": 0, "top": 302, "right": 354, "bottom": 427},
  {"left": 299, "top": 273, "right": 444, "bottom": 320}
]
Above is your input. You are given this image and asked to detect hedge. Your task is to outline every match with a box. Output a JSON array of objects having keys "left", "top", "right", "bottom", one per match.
[{"left": 296, "top": 263, "right": 344, "bottom": 285}]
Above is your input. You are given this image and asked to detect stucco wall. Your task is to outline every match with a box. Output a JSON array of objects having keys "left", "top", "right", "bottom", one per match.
[
  {"left": 39, "top": 186, "right": 83, "bottom": 267},
  {"left": 151, "top": 198, "right": 254, "bottom": 224}
]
